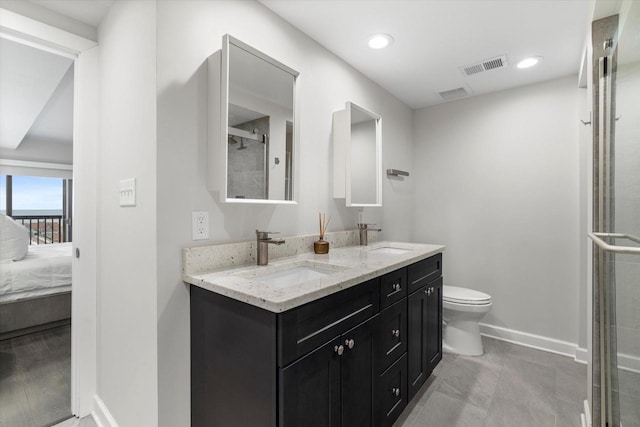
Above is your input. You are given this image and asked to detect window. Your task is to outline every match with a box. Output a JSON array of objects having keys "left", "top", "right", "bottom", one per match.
[{"left": 1, "top": 175, "right": 72, "bottom": 244}]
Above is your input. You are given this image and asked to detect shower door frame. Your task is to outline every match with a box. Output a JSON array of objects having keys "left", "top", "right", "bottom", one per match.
[{"left": 590, "top": 14, "right": 620, "bottom": 427}]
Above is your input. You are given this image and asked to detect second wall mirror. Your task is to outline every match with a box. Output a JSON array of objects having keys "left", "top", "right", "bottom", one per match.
[
  {"left": 208, "top": 34, "right": 299, "bottom": 204},
  {"left": 333, "top": 102, "right": 382, "bottom": 207}
]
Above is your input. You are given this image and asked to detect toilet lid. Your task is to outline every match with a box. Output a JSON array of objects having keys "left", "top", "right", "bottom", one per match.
[{"left": 443, "top": 286, "right": 491, "bottom": 305}]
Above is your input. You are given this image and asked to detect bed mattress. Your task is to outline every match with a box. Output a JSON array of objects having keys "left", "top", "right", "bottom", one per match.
[{"left": 0, "top": 242, "right": 72, "bottom": 303}]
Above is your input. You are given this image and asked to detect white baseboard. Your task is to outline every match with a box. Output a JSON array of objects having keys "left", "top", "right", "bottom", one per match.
[
  {"left": 479, "top": 323, "right": 579, "bottom": 358},
  {"left": 583, "top": 400, "right": 591, "bottom": 427},
  {"left": 619, "top": 352, "right": 640, "bottom": 374},
  {"left": 93, "top": 395, "right": 119, "bottom": 427},
  {"left": 575, "top": 347, "right": 588, "bottom": 364},
  {"left": 479, "top": 323, "right": 640, "bottom": 373}
]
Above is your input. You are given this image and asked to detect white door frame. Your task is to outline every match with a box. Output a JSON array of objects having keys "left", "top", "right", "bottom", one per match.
[{"left": 0, "top": 8, "right": 98, "bottom": 417}]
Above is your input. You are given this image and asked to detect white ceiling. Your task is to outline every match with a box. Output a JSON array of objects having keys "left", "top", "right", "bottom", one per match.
[
  {"left": 0, "top": 37, "right": 73, "bottom": 149},
  {"left": 25, "top": 64, "right": 74, "bottom": 145},
  {"left": 260, "top": 0, "right": 592, "bottom": 109},
  {"left": 27, "top": 0, "right": 114, "bottom": 27}
]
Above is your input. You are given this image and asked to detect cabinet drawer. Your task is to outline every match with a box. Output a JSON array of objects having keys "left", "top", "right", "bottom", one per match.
[
  {"left": 380, "top": 268, "right": 407, "bottom": 309},
  {"left": 408, "top": 254, "right": 442, "bottom": 294},
  {"left": 375, "top": 353, "right": 408, "bottom": 427},
  {"left": 375, "top": 299, "right": 407, "bottom": 374},
  {"left": 278, "top": 278, "right": 380, "bottom": 367}
]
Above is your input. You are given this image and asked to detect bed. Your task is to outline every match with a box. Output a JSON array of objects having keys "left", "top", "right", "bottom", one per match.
[{"left": 0, "top": 242, "right": 72, "bottom": 339}]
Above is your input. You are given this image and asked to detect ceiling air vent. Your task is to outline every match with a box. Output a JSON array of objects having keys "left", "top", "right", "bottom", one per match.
[
  {"left": 459, "top": 55, "right": 509, "bottom": 77},
  {"left": 438, "top": 87, "right": 471, "bottom": 101}
]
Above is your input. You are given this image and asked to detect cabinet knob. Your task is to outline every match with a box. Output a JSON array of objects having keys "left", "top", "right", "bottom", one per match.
[
  {"left": 392, "top": 329, "right": 400, "bottom": 338},
  {"left": 392, "top": 283, "right": 401, "bottom": 291},
  {"left": 345, "top": 339, "right": 355, "bottom": 349},
  {"left": 425, "top": 288, "right": 431, "bottom": 296},
  {"left": 334, "top": 345, "right": 344, "bottom": 356},
  {"left": 391, "top": 387, "right": 400, "bottom": 397},
  {"left": 431, "top": 286, "right": 435, "bottom": 293}
]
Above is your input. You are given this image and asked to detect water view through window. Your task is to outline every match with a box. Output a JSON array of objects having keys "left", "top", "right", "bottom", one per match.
[
  {"left": 0, "top": 175, "right": 63, "bottom": 215},
  {"left": 1, "top": 175, "right": 67, "bottom": 244}
]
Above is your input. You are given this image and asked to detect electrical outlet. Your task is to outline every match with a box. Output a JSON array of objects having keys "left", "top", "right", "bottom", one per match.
[{"left": 192, "top": 211, "right": 209, "bottom": 240}]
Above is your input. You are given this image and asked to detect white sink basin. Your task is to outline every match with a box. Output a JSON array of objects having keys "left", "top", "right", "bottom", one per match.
[
  {"left": 236, "top": 261, "right": 344, "bottom": 289},
  {"left": 369, "top": 246, "right": 410, "bottom": 254}
]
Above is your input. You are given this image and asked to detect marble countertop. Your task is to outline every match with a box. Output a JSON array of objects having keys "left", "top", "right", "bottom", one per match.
[{"left": 184, "top": 241, "right": 445, "bottom": 313}]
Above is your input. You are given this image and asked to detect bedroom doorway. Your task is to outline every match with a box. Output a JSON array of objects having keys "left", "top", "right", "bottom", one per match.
[
  {"left": 0, "top": 5, "right": 99, "bottom": 424},
  {"left": 0, "top": 39, "right": 76, "bottom": 425}
]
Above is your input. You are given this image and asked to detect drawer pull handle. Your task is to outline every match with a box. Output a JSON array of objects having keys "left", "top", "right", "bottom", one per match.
[
  {"left": 345, "top": 339, "right": 355, "bottom": 349},
  {"left": 392, "top": 282, "right": 401, "bottom": 291},
  {"left": 391, "top": 387, "right": 400, "bottom": 397},
  {"left": 392, "top": 329, "right": 400, "bottom": 338},
  {"left": 334, "top": 345, "right": 344, "bottom": 356}
]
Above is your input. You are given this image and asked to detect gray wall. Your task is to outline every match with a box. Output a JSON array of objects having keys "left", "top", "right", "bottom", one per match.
[
  {"left": 156, "top": 1, "right": 414, "bottom": 425},
  {"left": 97, "top": 1, "right": 158, "bottom": 425},
  {"left": 412, "top": 76, "right": 582, "bottom": 345}
]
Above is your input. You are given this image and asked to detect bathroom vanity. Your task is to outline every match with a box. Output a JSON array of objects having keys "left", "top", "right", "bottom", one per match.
[{"left": 185, "top": 239, "right": 444, "bottom": 427}]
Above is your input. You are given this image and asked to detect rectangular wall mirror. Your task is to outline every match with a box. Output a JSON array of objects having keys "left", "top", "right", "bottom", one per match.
[
  {"left": 208, "top": 35, "right": 299, "bottom": 204},
  {"left": 333, "top": 102, "right": 382, "bottom": 207}
]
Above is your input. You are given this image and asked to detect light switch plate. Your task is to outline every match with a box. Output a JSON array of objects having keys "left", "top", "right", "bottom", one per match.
[
  {"left": 119, "top": 178, "right": 136, "bottom": 207},
  {"left": 192, "top": 211, "right": 209, "bottom": 240}
]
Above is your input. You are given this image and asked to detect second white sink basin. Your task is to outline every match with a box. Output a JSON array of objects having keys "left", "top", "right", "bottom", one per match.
[
  {"left": 236, "top": 261, "right": 345, "bottom": 289},
  {"left": 369, "top": 246, "right": 410, "bottom": 254}
]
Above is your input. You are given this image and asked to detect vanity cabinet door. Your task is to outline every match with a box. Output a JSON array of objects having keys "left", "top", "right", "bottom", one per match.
[
  {"left": 407, "top": 278, "right": 443, "bottom": 401},
  {"left": 407, "top": 285, "right": 429, "bottom": 400},
  {"left": 341, "top": 317, "right": 376, "bottom": 427},
  {"left": 279, "top": 337, "right": 342, "bottom": 427},
  {"left": 425, "top": 277, "right": 443, "bottom": 375}
]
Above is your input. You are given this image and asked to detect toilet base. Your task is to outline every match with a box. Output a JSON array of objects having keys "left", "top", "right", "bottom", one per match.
[{"left": 443, "top": 319, "right": 484, "bottom": 356}]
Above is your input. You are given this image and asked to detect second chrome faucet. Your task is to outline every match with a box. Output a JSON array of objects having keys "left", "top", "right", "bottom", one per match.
[
  {"left": 256, "top": 230, "right": 286, "bottom": 265},
  {"left": 357, "top": 223, "right": 381, "bottom": 246}
]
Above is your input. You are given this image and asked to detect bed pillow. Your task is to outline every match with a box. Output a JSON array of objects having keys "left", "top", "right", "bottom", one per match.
[{"left": 0, "top": 214, "right": 29, "bottom": 263}]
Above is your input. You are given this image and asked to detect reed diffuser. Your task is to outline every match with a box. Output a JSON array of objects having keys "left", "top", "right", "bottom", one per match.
[{"left": 314, "top": 212, "right": 331, "bottom": 254}]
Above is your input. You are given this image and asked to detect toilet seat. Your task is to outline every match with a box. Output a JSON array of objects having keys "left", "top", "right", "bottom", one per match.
[{"left": 443, "top": 285, "right": 491, "bottom": 306}]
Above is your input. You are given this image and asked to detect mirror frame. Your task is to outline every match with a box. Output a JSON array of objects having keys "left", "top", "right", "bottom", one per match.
[
  {"left": 333, "top": 102, "right": 382, "bottom": 207},
  {"left": 209, "top": 34, "right": 300, "bottom": 204}
]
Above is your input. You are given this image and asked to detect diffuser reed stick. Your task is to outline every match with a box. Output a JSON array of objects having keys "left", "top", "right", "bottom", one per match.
[{"left": 318, "top": 212, "right": 331, "bottom": 240}]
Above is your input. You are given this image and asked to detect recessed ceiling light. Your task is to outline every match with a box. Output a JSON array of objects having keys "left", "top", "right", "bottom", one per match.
[
  {"left": 368, "top": 34, "right": 394, "bottom": 49},
  {"left": 517, "top": 56, "right": 543, "bottom": 69}
]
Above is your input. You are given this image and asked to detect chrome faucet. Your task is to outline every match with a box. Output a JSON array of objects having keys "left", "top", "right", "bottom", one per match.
[
  {"left": 256, "top": 230, "right": 286, "bottom": 265},
  {"left": 357, "top": 223, "right": 381, "bottom": 246}
]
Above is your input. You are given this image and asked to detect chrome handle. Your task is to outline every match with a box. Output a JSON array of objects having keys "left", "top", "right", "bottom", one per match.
[
  {"left": 334, "top": 345, "right": 344, "bottom": 356},
  {"left": 345, "top": 339, "right": 355, "bottom": 349},
  {"left": 392, "top": 329, "right": 400, "bottom": 338},
  {"left": 391, "top": 387, "right": 400, "bottom": 397}
]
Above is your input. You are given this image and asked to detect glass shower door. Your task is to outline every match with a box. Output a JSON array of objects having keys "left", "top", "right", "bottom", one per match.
[
  {"left": 613, "top": 3, "right": 640, "bottom": 425},
  {"left": 590, "top": 3, "right": 640, "bottom": 426}
]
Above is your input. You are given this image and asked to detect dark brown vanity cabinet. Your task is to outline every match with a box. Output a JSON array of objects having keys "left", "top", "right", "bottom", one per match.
[{"left": 191, "top": 254, "right": 443, "bottom": 427}]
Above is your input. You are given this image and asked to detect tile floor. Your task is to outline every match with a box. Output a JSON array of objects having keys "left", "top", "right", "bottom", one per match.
[
  {"left": 4, "top": 327, "right": 637, "bottom": 427},
  {"left": 393, "top": 336, "right": 588, "bottom": 427},
  {"left": 0, "top": 325, "right": 72, "bottom": 427}
]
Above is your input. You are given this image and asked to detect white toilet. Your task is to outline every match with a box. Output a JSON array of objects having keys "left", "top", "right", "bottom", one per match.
[{"left": 442, "top": 285, "right": 492, "bottom": 356}]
